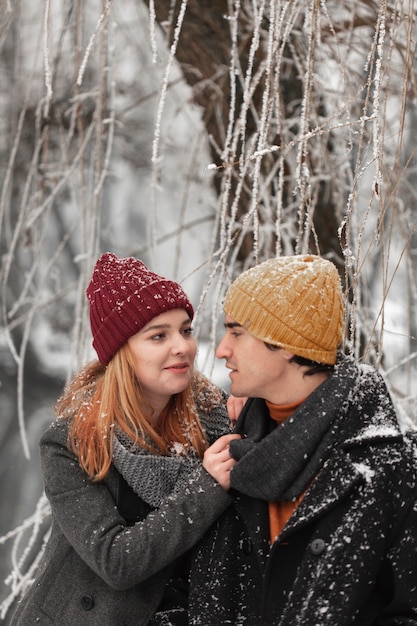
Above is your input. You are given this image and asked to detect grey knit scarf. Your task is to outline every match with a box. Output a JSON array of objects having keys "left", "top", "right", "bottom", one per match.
[
  {"left": 112, "top": 386, "right": 230, "bottom": 508},
  {"left": 112, "top": 427, "right": 200, "bottom": 508},
  {"left": 229, "top": 353, "right": 359, "bottom": 502}
]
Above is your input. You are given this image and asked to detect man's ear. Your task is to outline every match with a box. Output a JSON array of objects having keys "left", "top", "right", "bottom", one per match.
[{"left": 281, "top": 349, "right": 295, "bottom": 362}]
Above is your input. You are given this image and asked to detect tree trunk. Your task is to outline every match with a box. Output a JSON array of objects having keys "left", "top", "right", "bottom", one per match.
[{"left": 147, "top": 0, "right": 341, "bottom": 263}]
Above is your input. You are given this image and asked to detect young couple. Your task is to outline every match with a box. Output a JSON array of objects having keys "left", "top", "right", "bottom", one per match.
[{"left": 11, "top": 253, "right": 417, "bottom": 625}]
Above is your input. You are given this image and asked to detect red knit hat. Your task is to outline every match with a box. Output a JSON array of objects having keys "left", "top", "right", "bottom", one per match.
[{"left": 86, "top": 252, "right": 194, "bottom": 365}]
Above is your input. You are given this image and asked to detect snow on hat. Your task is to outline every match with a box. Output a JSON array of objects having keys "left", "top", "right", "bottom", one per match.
[
  {"left": 224, "top": 254, "right": 343, "bottom": 365},
  {"left": 86, "top": 252, "right": 194, "bottom": 365}
]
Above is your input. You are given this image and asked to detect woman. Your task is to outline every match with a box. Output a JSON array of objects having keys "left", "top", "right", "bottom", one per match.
[{"left": 10, "top": 252, "right": 239, "bottom": 626}]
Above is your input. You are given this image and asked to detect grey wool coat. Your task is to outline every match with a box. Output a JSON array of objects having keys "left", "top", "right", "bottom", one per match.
[
  {"left": 187, "top": 355, "right": 417, "bottom": 625},
  {"left": 10, "top": 401, "right": 232, "bottom": 625}
]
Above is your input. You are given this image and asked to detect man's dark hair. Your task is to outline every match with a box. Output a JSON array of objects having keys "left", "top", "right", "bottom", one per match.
[
  {"left": 289, "top": 354, "right": 334, "bottom": 376},
  {"left": 264, "top": 342, "right": 335, "bottom": 377}
]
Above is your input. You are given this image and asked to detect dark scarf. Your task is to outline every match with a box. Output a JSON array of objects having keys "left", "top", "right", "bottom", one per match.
[{"left": 229, "top": 353, "right": 360, "bottom": 501}]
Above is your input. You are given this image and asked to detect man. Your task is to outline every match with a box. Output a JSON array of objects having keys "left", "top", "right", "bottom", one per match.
[{"left": 192, "top": 254, "right": 417, "bottom": 625}]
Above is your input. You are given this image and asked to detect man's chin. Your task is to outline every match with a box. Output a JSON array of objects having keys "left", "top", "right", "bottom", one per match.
[{"left": 230, "top": 383, "right": 246, "bottom": 397}]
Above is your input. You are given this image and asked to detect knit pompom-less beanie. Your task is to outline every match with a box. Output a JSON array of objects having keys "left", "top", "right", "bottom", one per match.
[
  {"left": 86, "top": 252, "right": 194, "bottom": 365},
  {"left": 224, "top": 255, "right": 343, "bottom": 365}
]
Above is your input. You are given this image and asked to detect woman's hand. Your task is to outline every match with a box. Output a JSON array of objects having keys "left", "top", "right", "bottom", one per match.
[
  {"left": 203, "top": 434, "right": 241, "bottom": 490},
  {"left": 227, "top": 395, "right": 248, "bottom": 427}
]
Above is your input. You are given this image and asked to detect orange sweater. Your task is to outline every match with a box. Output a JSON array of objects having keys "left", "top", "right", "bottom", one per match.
[{"left": 266, "top": 399, "right": 306, "bottom": 544}]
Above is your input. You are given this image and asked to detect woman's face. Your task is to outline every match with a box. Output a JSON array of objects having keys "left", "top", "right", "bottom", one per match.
[{"left": 127, "top": 308, "right": 196, "bottom": 416}]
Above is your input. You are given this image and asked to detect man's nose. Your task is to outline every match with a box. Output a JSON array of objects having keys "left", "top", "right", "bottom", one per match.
[{"left": 216, "top": 336, "right": 229, "bottom": 359}]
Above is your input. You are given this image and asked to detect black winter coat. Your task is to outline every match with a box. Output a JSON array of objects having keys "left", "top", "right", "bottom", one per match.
[{"left": 188, "top": 356, "right": 417, "bottom": 625}]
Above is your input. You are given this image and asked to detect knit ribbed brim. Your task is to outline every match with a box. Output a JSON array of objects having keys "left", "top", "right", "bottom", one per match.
[
  {"left": 86, "top": 253, "right": 194, "bottom": 365},
  {"left": 224, "top": 255, "right": 343, "bottom": 365}
]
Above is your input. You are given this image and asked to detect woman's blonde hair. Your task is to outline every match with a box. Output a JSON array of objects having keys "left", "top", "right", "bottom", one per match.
[{"left": 56, "top": 344, "right": 221, "bottom": 481}]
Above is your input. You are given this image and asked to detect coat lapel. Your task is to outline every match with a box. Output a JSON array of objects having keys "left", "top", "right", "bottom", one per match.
[
  {"left": 230, "top": 451, "right": 365, "bottom": 568},
  {"left": 279, "top": 443, "right": 376, "bottom": 538}
]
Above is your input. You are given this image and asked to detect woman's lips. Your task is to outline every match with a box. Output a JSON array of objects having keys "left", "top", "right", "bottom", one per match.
[{"left": 165, "top": 362, "right": 189, "bottom": 372}]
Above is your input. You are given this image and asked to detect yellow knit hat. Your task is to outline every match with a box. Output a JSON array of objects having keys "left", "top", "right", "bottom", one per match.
[{"left": 223, "top": 255, "right": 343, "bottom": 365}]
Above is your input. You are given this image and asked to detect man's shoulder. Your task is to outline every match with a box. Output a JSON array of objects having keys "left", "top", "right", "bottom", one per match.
[{"left": 351, "top": 426, "right": 417, "bottom": 487}]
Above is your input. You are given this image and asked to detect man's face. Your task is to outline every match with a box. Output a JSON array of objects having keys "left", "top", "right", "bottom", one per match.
[{"left": 216, "top": 315, "right": 290, "bottom": 402}]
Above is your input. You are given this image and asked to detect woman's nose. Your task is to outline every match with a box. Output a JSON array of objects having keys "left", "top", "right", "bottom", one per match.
[{"left": 172, "top": 333, "right": 194, "bottom": 354}]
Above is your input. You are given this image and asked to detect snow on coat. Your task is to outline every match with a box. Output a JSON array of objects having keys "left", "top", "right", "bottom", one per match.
[
  {"left": 9, "top": 398, "right": 231, "bottom": 625},
  {"left": 188, "top": 355, "right": 417, "bottom": 625}
]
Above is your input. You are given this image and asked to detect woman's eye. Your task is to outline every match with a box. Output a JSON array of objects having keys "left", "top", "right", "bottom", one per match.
[
  {"left": 151, "top": 333, "right": 165, "bottom": 341},
  {"left": 182, "top": 327, "right": 193, "bottom": 337}
]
